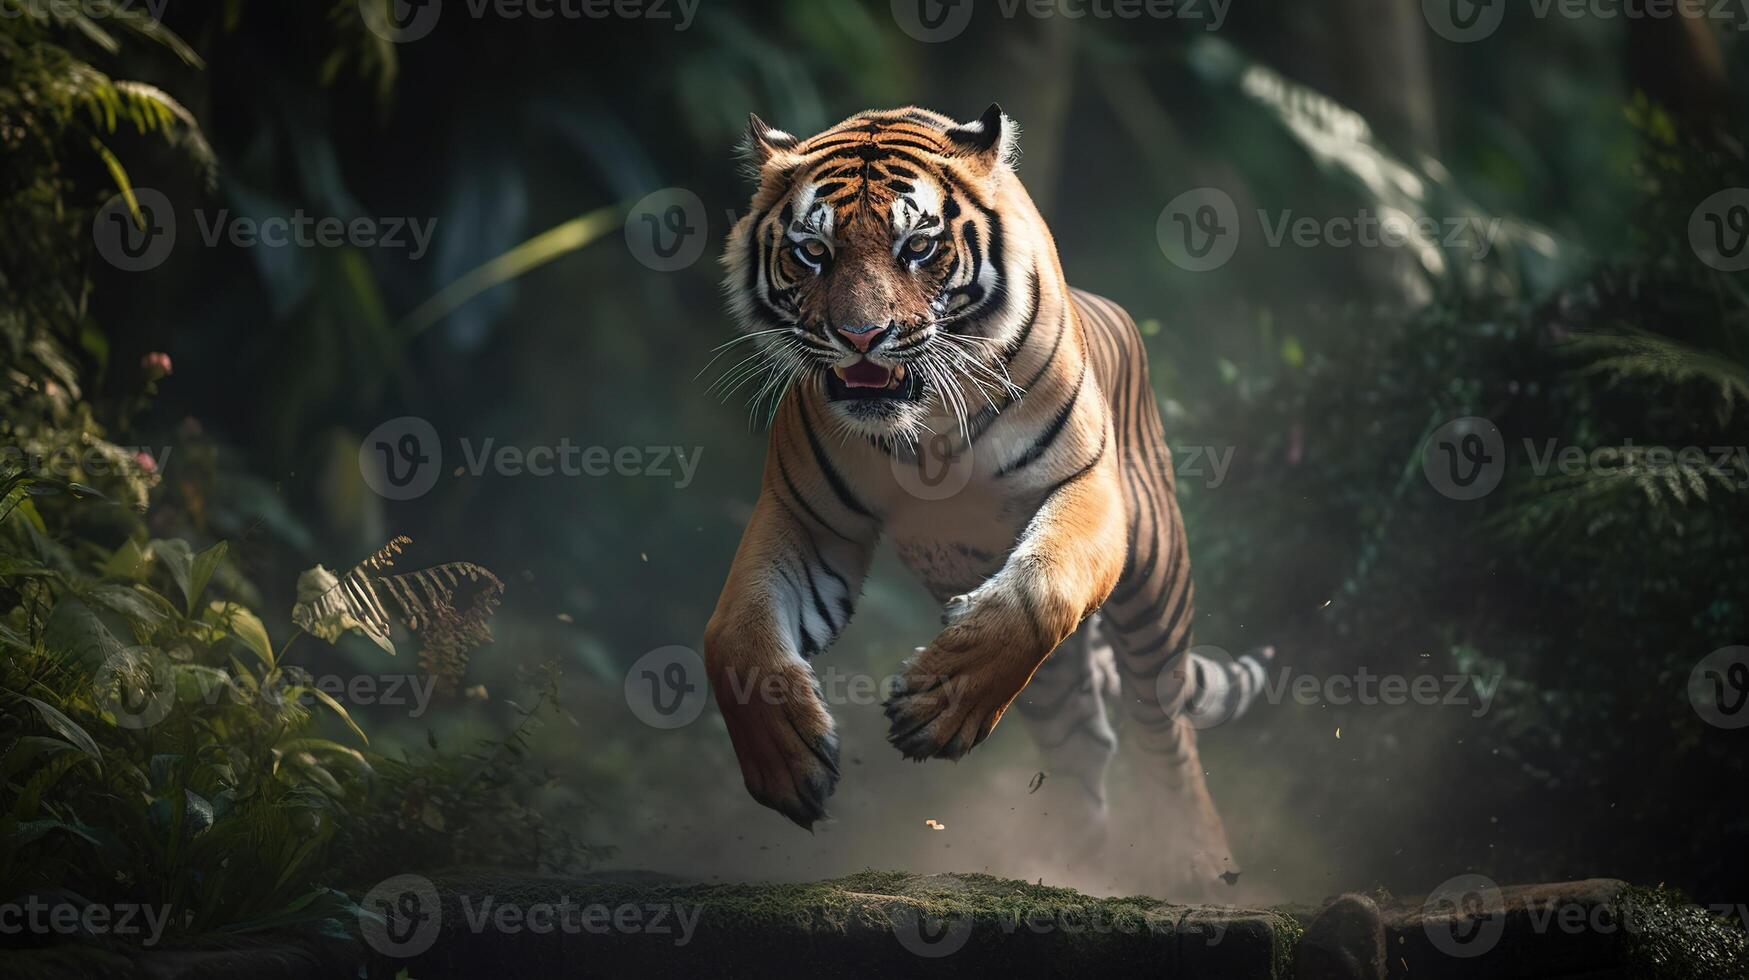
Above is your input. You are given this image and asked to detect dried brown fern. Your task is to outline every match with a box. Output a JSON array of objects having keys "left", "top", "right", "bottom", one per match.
[{"left": 292, "top": 536, "right": 505, "bottom": 694}]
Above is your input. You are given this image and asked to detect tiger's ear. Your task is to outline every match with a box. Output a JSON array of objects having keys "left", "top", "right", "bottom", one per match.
[
  {"left": 945, "top": 103, "right": 1017, "bottom": 175},
  {"left": 740, "top": 113, "right": 801, "bottom": 173}
]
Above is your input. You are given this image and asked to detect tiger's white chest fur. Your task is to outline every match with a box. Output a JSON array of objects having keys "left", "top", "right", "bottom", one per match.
[{"left": 887, "top": 501, "right": 1022, "bottom": 601}]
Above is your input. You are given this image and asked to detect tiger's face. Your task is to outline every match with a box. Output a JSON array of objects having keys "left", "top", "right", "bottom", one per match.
[{"left": 723, "top": 105, "right": 1022, "bottom": 442}]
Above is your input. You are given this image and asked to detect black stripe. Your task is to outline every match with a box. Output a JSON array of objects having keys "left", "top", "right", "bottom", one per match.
[
  {"left": 1035, "top": 428, "right": 1107, "bottom": 502},
  {"left": 770, "top": 498, "right": 846, "bottom": 641},
  {"left": 798, "top": 399, "right": 874, "bottom": 519},
  {"left": 776, "top": 454, "right": 856, "bottom": 544},
  {"left": 998, "top": 360, "right": 1085, "bottom": 477}
]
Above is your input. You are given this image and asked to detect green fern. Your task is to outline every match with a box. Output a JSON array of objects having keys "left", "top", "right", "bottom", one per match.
[{"left": 1564, "top": 328, "right": 1749, "bottom": 426}]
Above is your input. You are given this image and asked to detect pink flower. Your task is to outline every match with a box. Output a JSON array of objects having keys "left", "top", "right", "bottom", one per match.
[
  {"left": 136, "top": 451, "right": 157, "bottom": 474},
  {"left": 141, "top": 352, "right": 173, "bottom": 381}
]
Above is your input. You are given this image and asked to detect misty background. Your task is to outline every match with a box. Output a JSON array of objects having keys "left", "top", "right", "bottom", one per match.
[{"left": 21, "top": 0, "right": 1747, "bottom": 912}]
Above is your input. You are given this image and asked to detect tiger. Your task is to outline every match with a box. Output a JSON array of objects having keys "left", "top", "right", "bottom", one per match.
[{"left": 706, "top": 104, "right": 1270, "bottom": 891}]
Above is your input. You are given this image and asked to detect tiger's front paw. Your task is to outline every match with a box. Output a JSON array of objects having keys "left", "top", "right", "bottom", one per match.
[
  {"left": 884, "top": 589, "right": 1050, "bottom": 761},
  {"left": 712, "top": 658, "right": 840, "bottom": 829}
]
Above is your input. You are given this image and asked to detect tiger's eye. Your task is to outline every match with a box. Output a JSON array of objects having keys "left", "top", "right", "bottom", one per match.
[
  {"left": 802, "top": 240, "right": 827, "bottom": 259},
  {"left": 906, "top": 236, "right": 933, "bottom": 255}
]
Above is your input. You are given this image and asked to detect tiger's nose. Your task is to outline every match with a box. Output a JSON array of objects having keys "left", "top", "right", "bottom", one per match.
[{"left": 836, "top": 323, "right": 891, "bottom": 353}]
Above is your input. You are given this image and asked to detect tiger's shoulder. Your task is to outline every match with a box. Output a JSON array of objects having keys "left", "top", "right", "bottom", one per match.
[{"left": 1066, "top": 287, "right": 1150, "bottom": 379}]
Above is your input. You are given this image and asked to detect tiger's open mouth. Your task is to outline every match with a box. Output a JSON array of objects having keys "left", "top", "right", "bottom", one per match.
[{"left": 825, "top": 358, "right": 922, "bottom": 402}]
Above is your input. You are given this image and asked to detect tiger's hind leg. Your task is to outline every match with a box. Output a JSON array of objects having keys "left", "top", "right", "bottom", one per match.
[
  {"left": 1100, "top": 472, "right": 1264, "bottom": 898},
  {"left": 1013, "top": 614, "right": 1119, "bottom": 881}
]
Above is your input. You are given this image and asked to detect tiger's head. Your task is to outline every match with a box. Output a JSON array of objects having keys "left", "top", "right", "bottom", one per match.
[{"left": 722, "top": 105, "right": 1031, "bottom": 443}]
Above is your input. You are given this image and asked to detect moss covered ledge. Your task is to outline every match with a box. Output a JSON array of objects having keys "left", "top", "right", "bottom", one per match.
[
  {"left": 3, "top": 872, "right": 1742, "bottom": 978},
  {"left": 366, "top": 869, "right": 1301, "bottom": 979}
]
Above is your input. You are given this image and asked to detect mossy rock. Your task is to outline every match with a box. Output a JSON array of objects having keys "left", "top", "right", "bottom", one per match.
[
  {"left": 363, "top": 869, "right": 1300, "bottom": 979},
  {"left": 6, "top": 873, "right": 1744, "bottom": 979}
]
